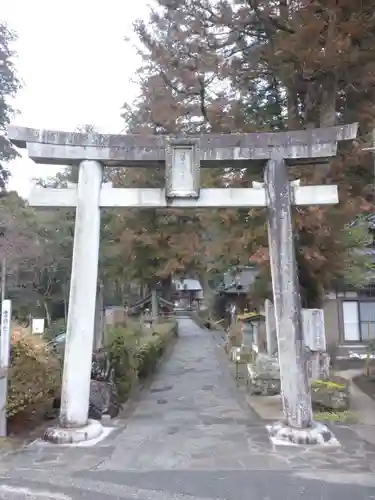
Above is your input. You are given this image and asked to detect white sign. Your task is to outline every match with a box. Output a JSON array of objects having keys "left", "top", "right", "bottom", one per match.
[
  {"left": 171, "top": 147, "right": 195, "bottom": 195},
  {"left": 166, "top": 142, "right": 200, "bottom": 198},
  {"left": 302, "top": 308, "right": 326, "bottom": 352},
  {"left": 0, "top": 299, "right": 11, "bottom": 368},
  {"left": 32, "top": 318, "right": 45, "bottom": 334}
]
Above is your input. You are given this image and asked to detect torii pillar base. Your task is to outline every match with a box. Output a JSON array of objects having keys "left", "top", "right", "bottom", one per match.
[
  {"left": 43, "top": 419, "right": 103, "bottom": 445},
  {"left": 266, "top": 420, "right": 340, "bottom": 448}
]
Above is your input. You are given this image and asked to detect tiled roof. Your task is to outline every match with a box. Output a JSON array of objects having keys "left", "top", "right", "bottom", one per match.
[{"left": 173, "top": 279, "right": 203, "bottom": 291}]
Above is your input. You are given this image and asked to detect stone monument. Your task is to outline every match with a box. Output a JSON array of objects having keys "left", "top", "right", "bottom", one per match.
[{"left": 302, "top": 308, "right": 329, "bottom": 380}]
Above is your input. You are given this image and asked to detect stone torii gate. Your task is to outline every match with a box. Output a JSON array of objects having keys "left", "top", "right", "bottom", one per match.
[{"left": 8, "top": 123, "right": 357, "bottom": 445}]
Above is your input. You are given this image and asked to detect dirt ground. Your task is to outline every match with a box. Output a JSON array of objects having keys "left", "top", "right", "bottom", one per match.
[
  {"left": 7, "top": 399, "right": 55, "bottom": 440},
  {"left": 353, "top": 374, "right": 375, "bottom": 401},
  {"left": 334, "top": 358, "right": 366, "bottom": 371}
]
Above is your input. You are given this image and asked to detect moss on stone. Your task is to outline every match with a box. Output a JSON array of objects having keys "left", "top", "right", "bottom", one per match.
[
  {"left": 314, "top": 410, "right": 357, "bottom": 423},
  {"left": 311, "top": 379, "right": 345, "bottom": 391}
]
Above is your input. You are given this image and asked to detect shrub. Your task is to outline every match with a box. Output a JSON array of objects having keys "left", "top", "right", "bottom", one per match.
[
  {"left": 7, "top": 324, "right": 61, "bottom": 417},
  {"left": 190, "top": 309, "right": 219, "bottom": 330},
  {"left": 43, "top": 318, "right": 66, "bottom": 342},
  {"left": 104, "top": 321, "right": 178, "bottom": 402},
  {"left": 104, "top": 326, "right": 139, "bottom": 401}
]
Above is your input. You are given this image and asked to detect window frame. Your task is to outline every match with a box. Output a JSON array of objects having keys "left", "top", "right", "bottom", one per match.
[{"left": 342, "top": 299, "right": 375, "bottom": 343}]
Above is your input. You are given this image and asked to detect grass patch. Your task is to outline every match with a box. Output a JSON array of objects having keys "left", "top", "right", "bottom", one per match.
[
  {"left": 311, "top": 379, "right": 346, "bottom": 391},
  {"left": 314, "top": 410, "right": 357, "bottom": 423}
]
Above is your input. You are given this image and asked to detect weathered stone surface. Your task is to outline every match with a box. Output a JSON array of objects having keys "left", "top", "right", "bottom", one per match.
[
  {"left": 247, "top": 353, "right": 281, "bottom": 396},
  {"left": 89, "top": 380, "right": 121, "bottom": 420},
  {"left": 265, "top": 157, "right": 313, "bottom": 427},
  {"left": 267, "top": 420, "right": 339, "bottom": 447},
  {"left": 8, "top": 124, "right": 357, "bottom": 149},
  {"left": 43, "top": 419, "right": 103, "bottom": 445},
  {"left": 302, "top": 308, "right": 326, "bottom": 352},
  {"left": 311, "top": 377, "right": 350, "bottom": 411},
  {"left": 46, "top": 380, "right": 120, "bottom": 421},
  {"left": 264, "top": 299, "right": 277, "bottom": 355},
  {"left": 307, "top": 351, "right": 331, "bottom": 381}
]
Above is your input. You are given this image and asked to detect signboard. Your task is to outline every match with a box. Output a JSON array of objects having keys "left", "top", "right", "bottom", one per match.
[
  {"left": 302, "top": 308, "right": 326, "bottom": 352},
  {"left": 0, "top": 300, "right": 11, "bottom": 368},
  {"left": 166, "top": 140, "right": 200, "bottom": 198},
  {"left": 32, "top": 318, "right": 45, "bottom": 334}
]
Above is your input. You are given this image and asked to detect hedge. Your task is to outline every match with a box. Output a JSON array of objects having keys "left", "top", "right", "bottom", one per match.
[
  {"left": 190, "top": 309, "right": 218, "bottom": 330},
  {"left": 104, "top": 321, "right": 178, "bottom": 402},
  {"left": 7, "top": 320, "right": 178, "bottom": 417},
  {"left": 7, "top": 325, "right": 61, "bottom": 417}
]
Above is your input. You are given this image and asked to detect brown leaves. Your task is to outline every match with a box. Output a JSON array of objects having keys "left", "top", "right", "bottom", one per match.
[{"left": 113, "top": 0, "right": 375, "bottom": 297}]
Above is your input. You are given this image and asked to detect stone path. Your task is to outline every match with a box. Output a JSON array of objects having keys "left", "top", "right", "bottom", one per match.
[{"left": 0, "top": 318, "right": 375, "bottom": 498}]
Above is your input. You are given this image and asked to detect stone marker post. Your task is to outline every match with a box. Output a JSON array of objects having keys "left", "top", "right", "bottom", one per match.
[
  {"left": 0, "top": 299, "right": 11, "bottom": 437},
  {"left": 264, "top": 299, "right": 277, "bottom": 356},
  {"left": 151, "top": 289, "right": 158, "bottom": 324},
  {"left": 302, "top": 308, "right": 328, "bottom": 380},
  {"left": 8, "top": 123, "right": 357, "bottom": 446}
]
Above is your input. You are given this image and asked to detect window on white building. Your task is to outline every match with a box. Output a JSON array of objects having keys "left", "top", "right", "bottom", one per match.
[{"left": 342, "top": 300, "right": 375, "bottom": 342}]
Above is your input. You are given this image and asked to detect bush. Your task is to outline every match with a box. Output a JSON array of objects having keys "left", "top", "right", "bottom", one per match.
[
  {"left": 104, "top": 321, "right": 178, "bottom": 402},
  {"left": 136, "top": 323, "right": 178, "bottom": 378},
  {"left": 190, "top": 309, "right": 218, "bottom": 330},
  {"left": 8, "top": 324, "right": 61, "bottom": 417},
  {"left": 43, "top": 318, "right": 66, "bottom": 342},
  {"left": 104, "top": 326, "right": 139, "bottom": 401}
]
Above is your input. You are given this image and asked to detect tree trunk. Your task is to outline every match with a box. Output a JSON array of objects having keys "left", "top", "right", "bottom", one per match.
[
  {"left": 43, "top": 299, "right": 52, "bottom": 328},
  {"left": 279, "top": 0, "right": 300, "bottom": 130},
  {"left": 304, "top": 80, "right": 320, "bottom": 128},
  {"left": 160, "top": 275, "right": 172, "bottom": 300},
  {"left": 320, "top": 74, "right": 337, "bottom": 127}
]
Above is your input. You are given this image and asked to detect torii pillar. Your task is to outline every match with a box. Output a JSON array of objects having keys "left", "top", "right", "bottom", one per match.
[{"left": 8, "top": 124, "right": 357, "bottom": 445}]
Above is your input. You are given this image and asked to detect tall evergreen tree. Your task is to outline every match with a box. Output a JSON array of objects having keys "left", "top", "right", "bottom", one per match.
[
  {"left": 0, "top": 22, "right": 20, "bottom": 188},
  {"left": 118, "top": 0, "right": 375, "bottom": 305}
]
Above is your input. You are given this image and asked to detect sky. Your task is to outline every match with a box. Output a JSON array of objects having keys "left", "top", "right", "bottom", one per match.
[{"left": 2, "top": 0, "right": 151, "bottom": 197}]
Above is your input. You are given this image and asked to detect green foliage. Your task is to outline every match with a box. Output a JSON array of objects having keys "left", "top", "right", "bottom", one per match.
[
  {"left": 311, "top": 379, "right": 346, "bottom": 391},
  {"left": 191, "top": 309, "right": 219, "bottom": 330},
  {"left": 0, "top": 190, "right": 73, "bottom": 325},
  {"left": 115, "top": 0, "right": 375, "bottom": 306},
  {"left": 338, "top": 222, "right": 374, "bottom": 288},
  {"left": 8, "top": 325, "right": 61, "bottom": 417},
  {"left": 104, "top": 326, "right": 139, "bottom": 401},
  {"left": 43, "top": 318, "right": 66, "bottom": 342},
  {"left": 314, "top": 410, "right": 357, "bottom": 423},
  {"left": 105, "top": 321, "right": 177, "bottom": 401},
  {"left": 0, "top": 22, "right": 21, "bottom": 186}
]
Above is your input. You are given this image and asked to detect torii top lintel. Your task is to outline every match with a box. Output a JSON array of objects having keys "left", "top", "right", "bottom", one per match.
[{"left": 7, "top": 123, "right": 358, "bottom": 168}]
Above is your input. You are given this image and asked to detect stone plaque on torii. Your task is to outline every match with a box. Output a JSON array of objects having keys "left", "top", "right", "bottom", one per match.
[{"left": 8, "top": 123, "right": 357, "bottom": 446}]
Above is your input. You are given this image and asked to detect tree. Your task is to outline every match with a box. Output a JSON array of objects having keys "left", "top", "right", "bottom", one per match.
[
  {"left": 0, "top": 189, "right": 74, "bottom": 324},
  {"left": 121, "top": 0, "right": 375, "bottom": 306},
  {"left": 0, "top": 22, "right": 21, "bottom": 188}
]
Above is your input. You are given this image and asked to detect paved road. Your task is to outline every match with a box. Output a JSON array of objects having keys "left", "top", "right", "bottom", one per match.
[{"left": 0, "top": 318, "right": 375, "bottom": 499}]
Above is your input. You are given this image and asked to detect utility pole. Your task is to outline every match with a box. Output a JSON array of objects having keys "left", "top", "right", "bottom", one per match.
[{"left": 1, "top": 256, "right": 6, "bottom": 304}]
